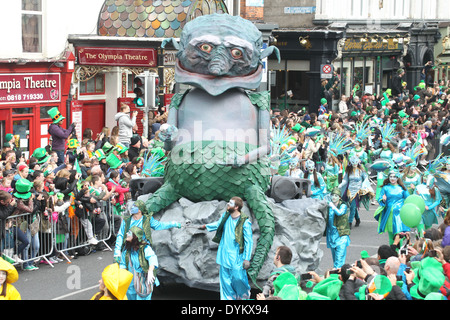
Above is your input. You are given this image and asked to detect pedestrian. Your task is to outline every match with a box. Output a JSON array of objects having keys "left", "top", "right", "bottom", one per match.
[
  {"left": 261, "top": 246, "right": 297, "bottom": 298},
  {"left": 374, "top": 170, "right": 411, "bottom": 245},
  {"left": 91, "top": 263, "right": 133, "bottom": 300},
  {"left": 339, "top": 155, "right": 374, "bottom": 229},
  {"left": 304, "top": 160, "right": 327, "bottom": 200},
  {"left": 115, "top": 104, "right": 138, "bottom": 148},
  {"left": 200, "top": 197, "right": 253, "bottom": 300},
  {"left": 12, "top": 178, "right": 40, "bottom": 271},
  {"left": 113, "top": 200, "right": 181, "bottom": 300},
  {"left": 47, "top": 107, "right": 77, "bottom": 166},
  {"left": 326, "top": 187, "right": 350, "bottom": 269},
  {"left": 0, "top": 257, "right": 21, "bottom": 300}
]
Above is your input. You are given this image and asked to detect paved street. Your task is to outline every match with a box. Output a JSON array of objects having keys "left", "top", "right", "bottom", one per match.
[{"left": 11, "top": 202, "right": 396, "bottom": 300}]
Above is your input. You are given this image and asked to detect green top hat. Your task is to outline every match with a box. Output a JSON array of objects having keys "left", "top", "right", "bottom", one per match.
[
  {"left": 115, "top": 142, "right": 128, "bottom": 155},
  {"left": 102, "top": 142, "right": 116, "bottom": 156},
  {"left": 32, "top": 148, "right": 50, "bottom": 164},
  {"left": 312, "top": 274, "right": 343, "bottom": 300},
  {"left": 94, "top": 149, "right": 106, "bottom": 161},
  {"left": 106, "top": 153, "right": 123, "bottom": 169},
  {"left": 13, "top": 178, "right": 33, "bottom": 199},
  {"left": 410, "top": 257, "right": 445, "bottom": 300},
  {"left": 47, "top": 107, "right": 65, "bottom": 124}
]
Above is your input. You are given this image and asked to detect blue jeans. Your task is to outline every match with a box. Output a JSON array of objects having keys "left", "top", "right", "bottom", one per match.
[
  {"left": 1, "top": 227, "right": 29, "bottom": 257},
  {"left": 24, "top": 229, "right": 40, "bottom": 267},
  {"left": 55, "top": 150, "right": 65, "bottom": 166}
]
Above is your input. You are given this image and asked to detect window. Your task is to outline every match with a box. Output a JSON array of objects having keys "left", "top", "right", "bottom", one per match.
[
  {"left": 22, "top": 0, "right": 42, "bottom": 53},
  {"left": 79, "top": 74, "right": 105, "bottom": 95},
  {"left": 40, "top": 106, "right": 57, "bottom": 119}
]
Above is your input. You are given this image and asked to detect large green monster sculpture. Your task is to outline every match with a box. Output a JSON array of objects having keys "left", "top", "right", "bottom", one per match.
[{"left": 151, "top": 13, "right": 280, "bottom": 284}]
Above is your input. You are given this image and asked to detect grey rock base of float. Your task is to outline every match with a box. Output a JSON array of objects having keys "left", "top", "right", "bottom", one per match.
[{"left": 133, "top": 194, "right": 327, "bottom": 292}]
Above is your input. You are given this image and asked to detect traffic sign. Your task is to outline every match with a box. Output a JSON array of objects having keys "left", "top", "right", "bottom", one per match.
[{"left": 320, "top": 64, "right": 333, "bottom": 79}]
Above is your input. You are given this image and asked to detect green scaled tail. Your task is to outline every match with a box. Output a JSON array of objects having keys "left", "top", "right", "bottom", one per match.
[
  {"left": 145, "top": 182, "right": 182, "bottom": 215},
  {"left": 245, "top": 184, "right": 275, "bottom": 288}
]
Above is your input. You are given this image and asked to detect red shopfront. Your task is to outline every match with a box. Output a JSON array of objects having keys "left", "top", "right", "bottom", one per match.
[{"left": 0, "top": 54, "right": 75, "bottom": 159}]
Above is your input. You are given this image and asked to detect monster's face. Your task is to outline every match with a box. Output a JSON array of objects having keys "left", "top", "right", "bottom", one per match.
[
  {"left": 170, "top": 14, "right": 280, "bottom": 96},
  {"left": 183, "top": 33, "right": 255, "bottom": 77}
]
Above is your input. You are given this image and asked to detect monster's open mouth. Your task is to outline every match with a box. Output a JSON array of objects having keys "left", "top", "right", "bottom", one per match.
[{"left": 175, "top": 60, "right": 263, "bottom": 96}]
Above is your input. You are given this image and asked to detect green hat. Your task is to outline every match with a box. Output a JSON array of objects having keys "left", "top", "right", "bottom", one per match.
[
  {"left": 413, "top": 94, "right": 421, "bottom": 101},
  {"left": 386, "top": 88, "right": 392, "bottom": 97},
  {"left": 115, "top": 142, "right": 128, "bottom": 155},
  {"left": 292, "top": 124, "right": 306, "bottom": 134},
  {"left": 134, "top": 200, "right": 148, "bottom": 215},
  {"left": 102, "top": 142, "right": 116, "bottom": 156},
  {"left": 351, "top": 111, "right": 358, "bottom": 117},
  {"left": 273, "top": 272, "right": 298, "bottom": 296},
  {"left": 106, "top": 153, "right": 123, "bottom": 169},
  {"left": 47, "top": 107, "right": 65, "bottom": 124},
  {"left": 320, "top": 98, "right": 328, "bottom": 105},
  {"left": 56, "top": 192, "right": 64, "bottom": 200},
  {"left": 360, "top": 250, "right": 370, "bottom": 259},
  {"left": 5, "top": 133, "right": 14, "bottom": 142},
  {"left": 128, "top": 226, "right": 144, "bottom": 242},
  {"left": 277, "top": 284, "right": 307, "bottom": 300},
  {"left": 151, "top": 147, "right": 166, "bottom": 160},
  {"left": 398, "top": 110, "right": 407, "bottom": 118},
  {"left": 312, "top": 274, "right": 343, "bottom": 300},
  {"left": 425, "top": 292, "right": 446, "bottom": 300},
  {"left": 13, "top": 178, "right": 33, "bottom": 199},
  {"left": 306, "top": 292, "right": 331, "bottom": 300},
  {"left": 94, "top": 149, "right": 106, "bottom": 161},
  {"left": 331, "top": 187, "right": 341, "bottom": 196},
  {"left": 410, "top": 257, "right": 445, "bottom": 300},
  {"left": 32, "top": 148, "right": 50, "bottom": 164},
  {"left": 358, "top": 275, "right": 392, "bottom": 300},
  {"left": 402, "top": 119, "right": 410, "bottom": 127}
]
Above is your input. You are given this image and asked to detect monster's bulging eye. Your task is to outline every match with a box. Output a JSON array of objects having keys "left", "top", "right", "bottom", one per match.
[
  {"left": 231, "top": 48, "right": 243, "bottom": 59},
  {"left": 199, "top": 44, "right": 213, "bottom": 53}
]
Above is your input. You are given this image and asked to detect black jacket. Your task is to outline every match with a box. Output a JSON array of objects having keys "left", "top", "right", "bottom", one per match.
[{"left": 0, "top": 203, "right": 16, "bottom": 240}]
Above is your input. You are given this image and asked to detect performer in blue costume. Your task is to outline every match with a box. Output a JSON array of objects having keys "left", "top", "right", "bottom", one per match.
[
  {"left": 113, "top": 200, "right": 181, "bottom": 300},
  {"left": 326, "top": 188, "right": 350, "bottom": 269},
  {"left": 414, "top": 174, "right": 442, "bottom": 237},
  {"left": 202, "top": 197, "right": 253, "bottom": 300},
  {"left": 371, "top": 123, "right": 397, "bottom": 200},
  {"left": 374, "top": 170, "right": 411, "bottom": 244},
  {"left": 326, "top": 131, "right": 353, "bottom": 196},
  {"left": 402, "top": 145, "right": 423, "bottom": 195},
  {"left": 349, "top": 121, "right": 371, "bottom": 169},
  {"left": 339, "top": 155, "right": 374, "bottom": 229},
  {"left": 305, "top": 160, "right": 327, "bottom": 200}
]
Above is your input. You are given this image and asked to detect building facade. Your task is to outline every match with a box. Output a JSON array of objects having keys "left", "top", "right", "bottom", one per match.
[{"left": 260, "top": 0, "right": 449, "bottom": 112}]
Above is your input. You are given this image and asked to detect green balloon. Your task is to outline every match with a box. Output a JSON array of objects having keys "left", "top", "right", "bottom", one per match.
[
  {"left": 404, "top": 195, "right": 426, "bottom": 214},
  {"left": 400, "top": 203, "right": 422, "bottom": 228}
]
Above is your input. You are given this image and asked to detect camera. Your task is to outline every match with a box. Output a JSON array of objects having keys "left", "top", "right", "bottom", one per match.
[
  {"left": 300, "top": 273, "right": 312, "bottom": 280},
  {"left": 329, "top": 269, "right": 340, "bottom": 275},
  {"left": 428, "top": 250, "right": 437, "bottom": 258},
  {"left": 356, "top": 260, "right": 363, "bottom": 268}
]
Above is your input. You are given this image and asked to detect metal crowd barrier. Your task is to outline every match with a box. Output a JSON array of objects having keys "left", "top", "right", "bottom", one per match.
[{"left": 0, "top": 200, "right": 122, "bottom": 269}]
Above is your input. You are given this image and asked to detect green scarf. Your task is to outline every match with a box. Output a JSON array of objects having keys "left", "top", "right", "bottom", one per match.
[
  {"left": 212, "top": 211, "right": 249, "bottom": 254},
  {"left": 122, "top": 215, "right": 154, "bottom": 273}
]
